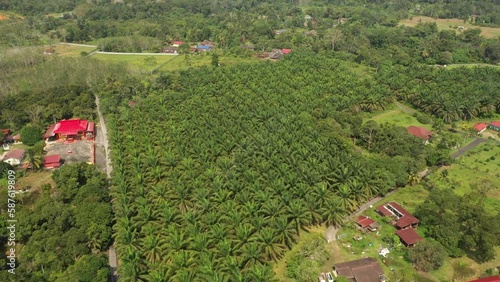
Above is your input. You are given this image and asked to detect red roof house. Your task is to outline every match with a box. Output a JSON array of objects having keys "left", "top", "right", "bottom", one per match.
[
  {"left": 1, "top": 129, "right": 10, "bottom": 136},
  {"left": 396, "top": 228, "right": 422, "bottom": 247},
  {"left": 407, "top": 126, "right": 432, "bottom": 141},
  {"left": 356, "top": 216, "right": 379, "bottom": 231},
  {"left": 469, "top": 276, "right": 500, "bottom": 282},
  {"left": 474, "top": 123, "right": 488, "bottom": 133},
  {"left": 376, "top": 202, "right": 419, "bottom": 229},
  {"left": 43, "top": 155, "right": 61, "bottom": 169},
  {"left": 489, "top": 121, "right": 500, "bottom": 131},
  {"left": 172, "top": 41, "right": 185, "bottom": 46},
  {"left": 53, "top": 119, "right": 94, "bottom": 140},
  {"left": 281, "top": 48, "right": 293, "bottom": 54}
]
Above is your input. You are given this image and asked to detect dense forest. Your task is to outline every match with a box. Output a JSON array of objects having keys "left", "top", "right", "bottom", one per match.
[{"left": 0, "top": 163, "right": 113, "bottom": 282}]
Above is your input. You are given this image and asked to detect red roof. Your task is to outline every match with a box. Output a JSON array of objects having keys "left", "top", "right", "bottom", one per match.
[
  {"left": 53, "top": 120, "right": 88, "bottom": 136},
  {"left": 12, "top": 134, "right": 20, "bottom": 141},
  {"left": 281, "top": 48, "right": 293, "bottom": 54},
  {"left": 173, "top": 41, "right": 185, "bottom": 45},
  {"left": 87, "top": 122, "right": 95, "bottom": 133},
  {"left": 469, "top": 276, "right": 500, "bottom": 282},
  {"left": 396, "top": 228, "right": 422, "bottom": 246},
  {"left": 44, "top": 155, "right": 61, "bottom": 168},
  {"left": 43, "top": 124, "right": 56, "bottom": 139},
  {"left": 376, "top": 202, "right": 420, "bottom": 228},
  {"left": 356, "top": 216, "right": 376, "bottom": 228},
  {"left": 490, "top": 121, "right": 500, "bottom": 127},
  {"left": 1, "top": 129, "right": 10, "bottom": 136},
  {"left": 2, "top": 149, "right": 25, "bottom": 160},
  {"left": 474, "top": 123, "right": 488, "bottom": 132},
  {"left": 407, "top": 126, "right": 432, "bottom": 140}
]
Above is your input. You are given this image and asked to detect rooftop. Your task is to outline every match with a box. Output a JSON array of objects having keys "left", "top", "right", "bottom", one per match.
[
  {"left": 474, "top": 123, "right": 488, "bottom": 132},
  {"left": 53, "top": 119, "right": 89, "bottom": 136},
  {"left": 334, "top": 257, "right": 384, "bottom": 282},
  {"left": 396, "top": 228, "right": 422, "bottom": 246},
  {"left": 2, "top": 148, "right": 25, "bottom": 160},
  {"left": 407, "top": 126, "right": 432, "bottom": 140}
]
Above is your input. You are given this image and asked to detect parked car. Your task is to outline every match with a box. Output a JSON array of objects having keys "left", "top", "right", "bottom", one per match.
[
  {"left": 318, "top": 273, "right": 326, "bottom": 282},
  {"left": 325, "top": 272, "right": 334, "bottom": 282}
]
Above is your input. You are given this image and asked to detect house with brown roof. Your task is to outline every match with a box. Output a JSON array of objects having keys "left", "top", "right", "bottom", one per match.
[
  {"left": 44, "top": 155, "right": 62, "bottom": 169},
  {"left": 396, "top": 228, "right": 422, "bottom": 247},
  {"left": 376, "top": 202, "right": 419, "bottom": 229},
  {"left": 407, "top": 126, "right": 432, "bottom": 144},
  {"left": 356, "top": 216, "right": 379, "bottom": 232},
  {"left": 333, "top": 257, "right": 386, "bottom": 282},
  {"left": 162, "top": 46, "right": 178, "bottom": 54},
  {"left": 2, "top": 149, "right": 25, "bottom": 166}
]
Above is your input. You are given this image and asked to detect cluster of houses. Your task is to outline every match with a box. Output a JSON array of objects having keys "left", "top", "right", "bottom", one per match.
[
  {"left": 355, "top": 202, "right": 422, "bottom": 247},
  {"left": 162, "top": 40, "right": 216, "bottom": 54},
  {"left": 1, "top": 119, "right": 96, "bottom": 170},
  {"left": 473, "top": 121, "right": 500, "bottom": 133},
  {"left": 326, "top": 202, "right": 422, "bottom": 282},
  {"left": 162, "top": 39, "right": 294, "bottom": 60}
]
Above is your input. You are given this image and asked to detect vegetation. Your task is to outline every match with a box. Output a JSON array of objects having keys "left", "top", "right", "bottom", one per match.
[
  {"left": 19, "top": 125, "right": 42, "bottom": 146},
  {"left": 285, "top": 234, "right": 329, "bottom": 281},
  {"left": 407, "top": 240, "right": 446, "bottom": 272},
  {"left": 0, "top": 163, "right": 112, "bottom": 281}
]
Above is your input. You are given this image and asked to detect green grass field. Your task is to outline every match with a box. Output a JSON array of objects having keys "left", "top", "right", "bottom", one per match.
[
  {"left": 366, "top": 104, "right": 432, "bottom": 130},
  {"left": 400, "top": 16, "right": 500, "bottom": 39},
  {"left": 157, "top": 53, "right": 259, "bottom": 72},
  {"left": 91, "top": 53, "right": 177, "bottom": 72},
  {"left": 54, "top": 44, "right": 96, "bottom": 57}
]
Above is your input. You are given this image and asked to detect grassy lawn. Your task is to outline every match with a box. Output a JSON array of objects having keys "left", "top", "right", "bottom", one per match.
[
  {"left": 54, "top": 44, "right": 96, "bottom": 57},
  {"left": 91, "top": 53, "right": 178, "bottom": 72},
  {"left": 365, "top": 103, "right": 432, "bottom": 130},
  {"left": 399, "top": 16, "right": 500, "bottom": 39},
  {"left": 157, "top": 53, "right": 259, "bottom": 72}
]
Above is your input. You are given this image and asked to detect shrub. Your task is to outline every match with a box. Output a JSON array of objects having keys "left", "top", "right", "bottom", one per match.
[
  {"left": 416, "top": 114, "right": 432, "bottom": 124},
  {"left": 407, "top": 240, "right": 446, "bottom": 272},
  {"left": 20, "top": 125, "right": 43, "bottom": 146}
]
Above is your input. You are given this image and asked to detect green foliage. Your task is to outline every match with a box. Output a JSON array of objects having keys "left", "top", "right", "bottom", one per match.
[
  {"left": 285, "top": 234, "right": 329, "bottom": 281},
  {"left": 407, "top": 240, "right": 446, "bottom": 272},
  {"left": 20, "top": 125, "right": 43, "bottom": 146},
  {"left": 416, "top": 188, "right": 500, "bottom": 262},
  {"left": 11, "top": 163, "right": 112, "bottom": 281}
]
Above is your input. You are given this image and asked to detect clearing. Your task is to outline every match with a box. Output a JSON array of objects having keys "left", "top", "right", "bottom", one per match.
[
  {"left": 157, "top": 53, "right": 259, "bottom": 72},
  {"left": 365, "top": 103, "right": 432, "bottom": 130},
  {"left": 399, "top": 16, "right": 500, "bottom": 39},
  {"left": 44, "top": 140, "right": 93, "bottom": 165},
  {"left": 91, "top": 53, "right": 178, "bottom": 72},
  {"left": 54, "top": 44, "right": 96, "bottom": 57},
  {"left": 0, "top": 10, "right": 23, "bottom": 21}
]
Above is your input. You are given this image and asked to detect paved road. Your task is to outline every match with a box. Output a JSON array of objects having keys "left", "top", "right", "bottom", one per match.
[
  {"left": 451, "top": 138, "right": 488, "bottom": 159},
  {"left": 94, "top": 51, "right": 178, "bottom": 56},
  {"left": 95, "top": 96, "right": 117, "bottom": 281}
]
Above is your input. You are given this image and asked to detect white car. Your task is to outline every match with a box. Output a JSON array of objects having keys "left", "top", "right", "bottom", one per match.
[
  {"left": 325, "top": 272, "right": 334, "bottom": 282},
  {"left": 318, "top": 273, "right": 326, "bottom": 282}
]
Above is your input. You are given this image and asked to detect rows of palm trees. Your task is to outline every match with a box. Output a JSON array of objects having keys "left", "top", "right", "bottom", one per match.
[
  {"left": 377, "top": 64, "right": 500, "bottom": 123},
  {"left": 105, "top": 54, "right": 394, "bottom": 281}
]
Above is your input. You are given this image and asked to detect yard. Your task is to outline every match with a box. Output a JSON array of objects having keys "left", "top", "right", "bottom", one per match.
[
  {"left": 399, "top": 16, "right": 500, "bottom": 39},
  {"left": 44, "top": 140, "right": 92, "bottom": 165}
]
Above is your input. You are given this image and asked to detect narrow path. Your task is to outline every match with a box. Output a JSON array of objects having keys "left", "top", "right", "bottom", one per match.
[
  {"left": 95, "top": 96, "right": 117, "bottom": 281},
  {"left": 450, "top": 138, "right": 488, "bottom": 159},
  {"left": 394, "top": 101, "right": 416, "bottom": 114}
]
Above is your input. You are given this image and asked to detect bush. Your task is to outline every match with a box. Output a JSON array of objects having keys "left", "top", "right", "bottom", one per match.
[
  {"left": 416, "top": 114, "right": 432, "bottom": 124},
  {"left": 407, "top": 240, "right": 446, "bottom": 272},
  {"left": 20, "top": 125, "right": 43, "bottom": 146}
]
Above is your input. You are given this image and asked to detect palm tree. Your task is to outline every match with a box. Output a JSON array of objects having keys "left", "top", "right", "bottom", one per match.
[
  {"left": 23, "top": 148, "right": 42, "bottom": 170},
  {"left": 336, "top": 184, "right": 356, "bottom": 212},
  {"left": 272, "top": 217, "right": 297, "bottom": 249},
  {"left": 256, "top": 228, "right": 285, "bottom": 262},
  {"left": 286, "top": 200, "right": 311, "bottom": 237}
]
